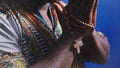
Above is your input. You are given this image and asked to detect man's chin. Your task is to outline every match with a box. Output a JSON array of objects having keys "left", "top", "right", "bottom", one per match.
[
  {"left": 47, "top": 0, "right": 58, "bottom": 2},
  {"left": 17, "top": 0, "right": 46, "bottom": 10}
]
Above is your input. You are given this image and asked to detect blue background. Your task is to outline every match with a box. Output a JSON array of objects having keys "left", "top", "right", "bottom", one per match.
[{"left": 63, "top": 0, "right": 120, "bottom": 68}]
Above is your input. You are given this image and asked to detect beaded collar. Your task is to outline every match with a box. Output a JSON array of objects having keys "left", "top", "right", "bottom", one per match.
[{"left": 32, "top": 3, "right": 62, "bottom": 41}]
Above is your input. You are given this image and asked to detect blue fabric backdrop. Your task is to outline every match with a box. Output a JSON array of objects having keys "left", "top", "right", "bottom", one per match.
[{"left": 63, "top": 0, "right": 120, "bottom": 68}]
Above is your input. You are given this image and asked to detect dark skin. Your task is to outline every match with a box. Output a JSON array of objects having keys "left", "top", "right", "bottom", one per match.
[{"left": 14, "top": 0, "right": 110, "bottom": 68}]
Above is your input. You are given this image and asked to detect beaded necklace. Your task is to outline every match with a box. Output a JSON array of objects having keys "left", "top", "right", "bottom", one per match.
[{"left": 33, "top": 3, "right": 62, "bottom": 41}]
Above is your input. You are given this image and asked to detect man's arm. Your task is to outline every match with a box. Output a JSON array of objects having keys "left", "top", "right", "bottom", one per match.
[
  {"left": 53, "top": 0, "right": 110, "bottom": 65},
  {"left": 82, "top": 30, "right": 110, "bottom": 64},
  {"left": 30, "top": 33, "right": 75, "bottom": 68}
]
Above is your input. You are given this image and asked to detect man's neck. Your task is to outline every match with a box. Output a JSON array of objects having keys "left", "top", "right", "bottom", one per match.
[{"left": 38, "top": 3, "right": 50, "bottom": 13}]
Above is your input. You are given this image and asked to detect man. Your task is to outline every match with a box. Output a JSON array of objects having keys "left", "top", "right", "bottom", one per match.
[{"left": 0, "top": 0, "right": 110, "bottom": 68}]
